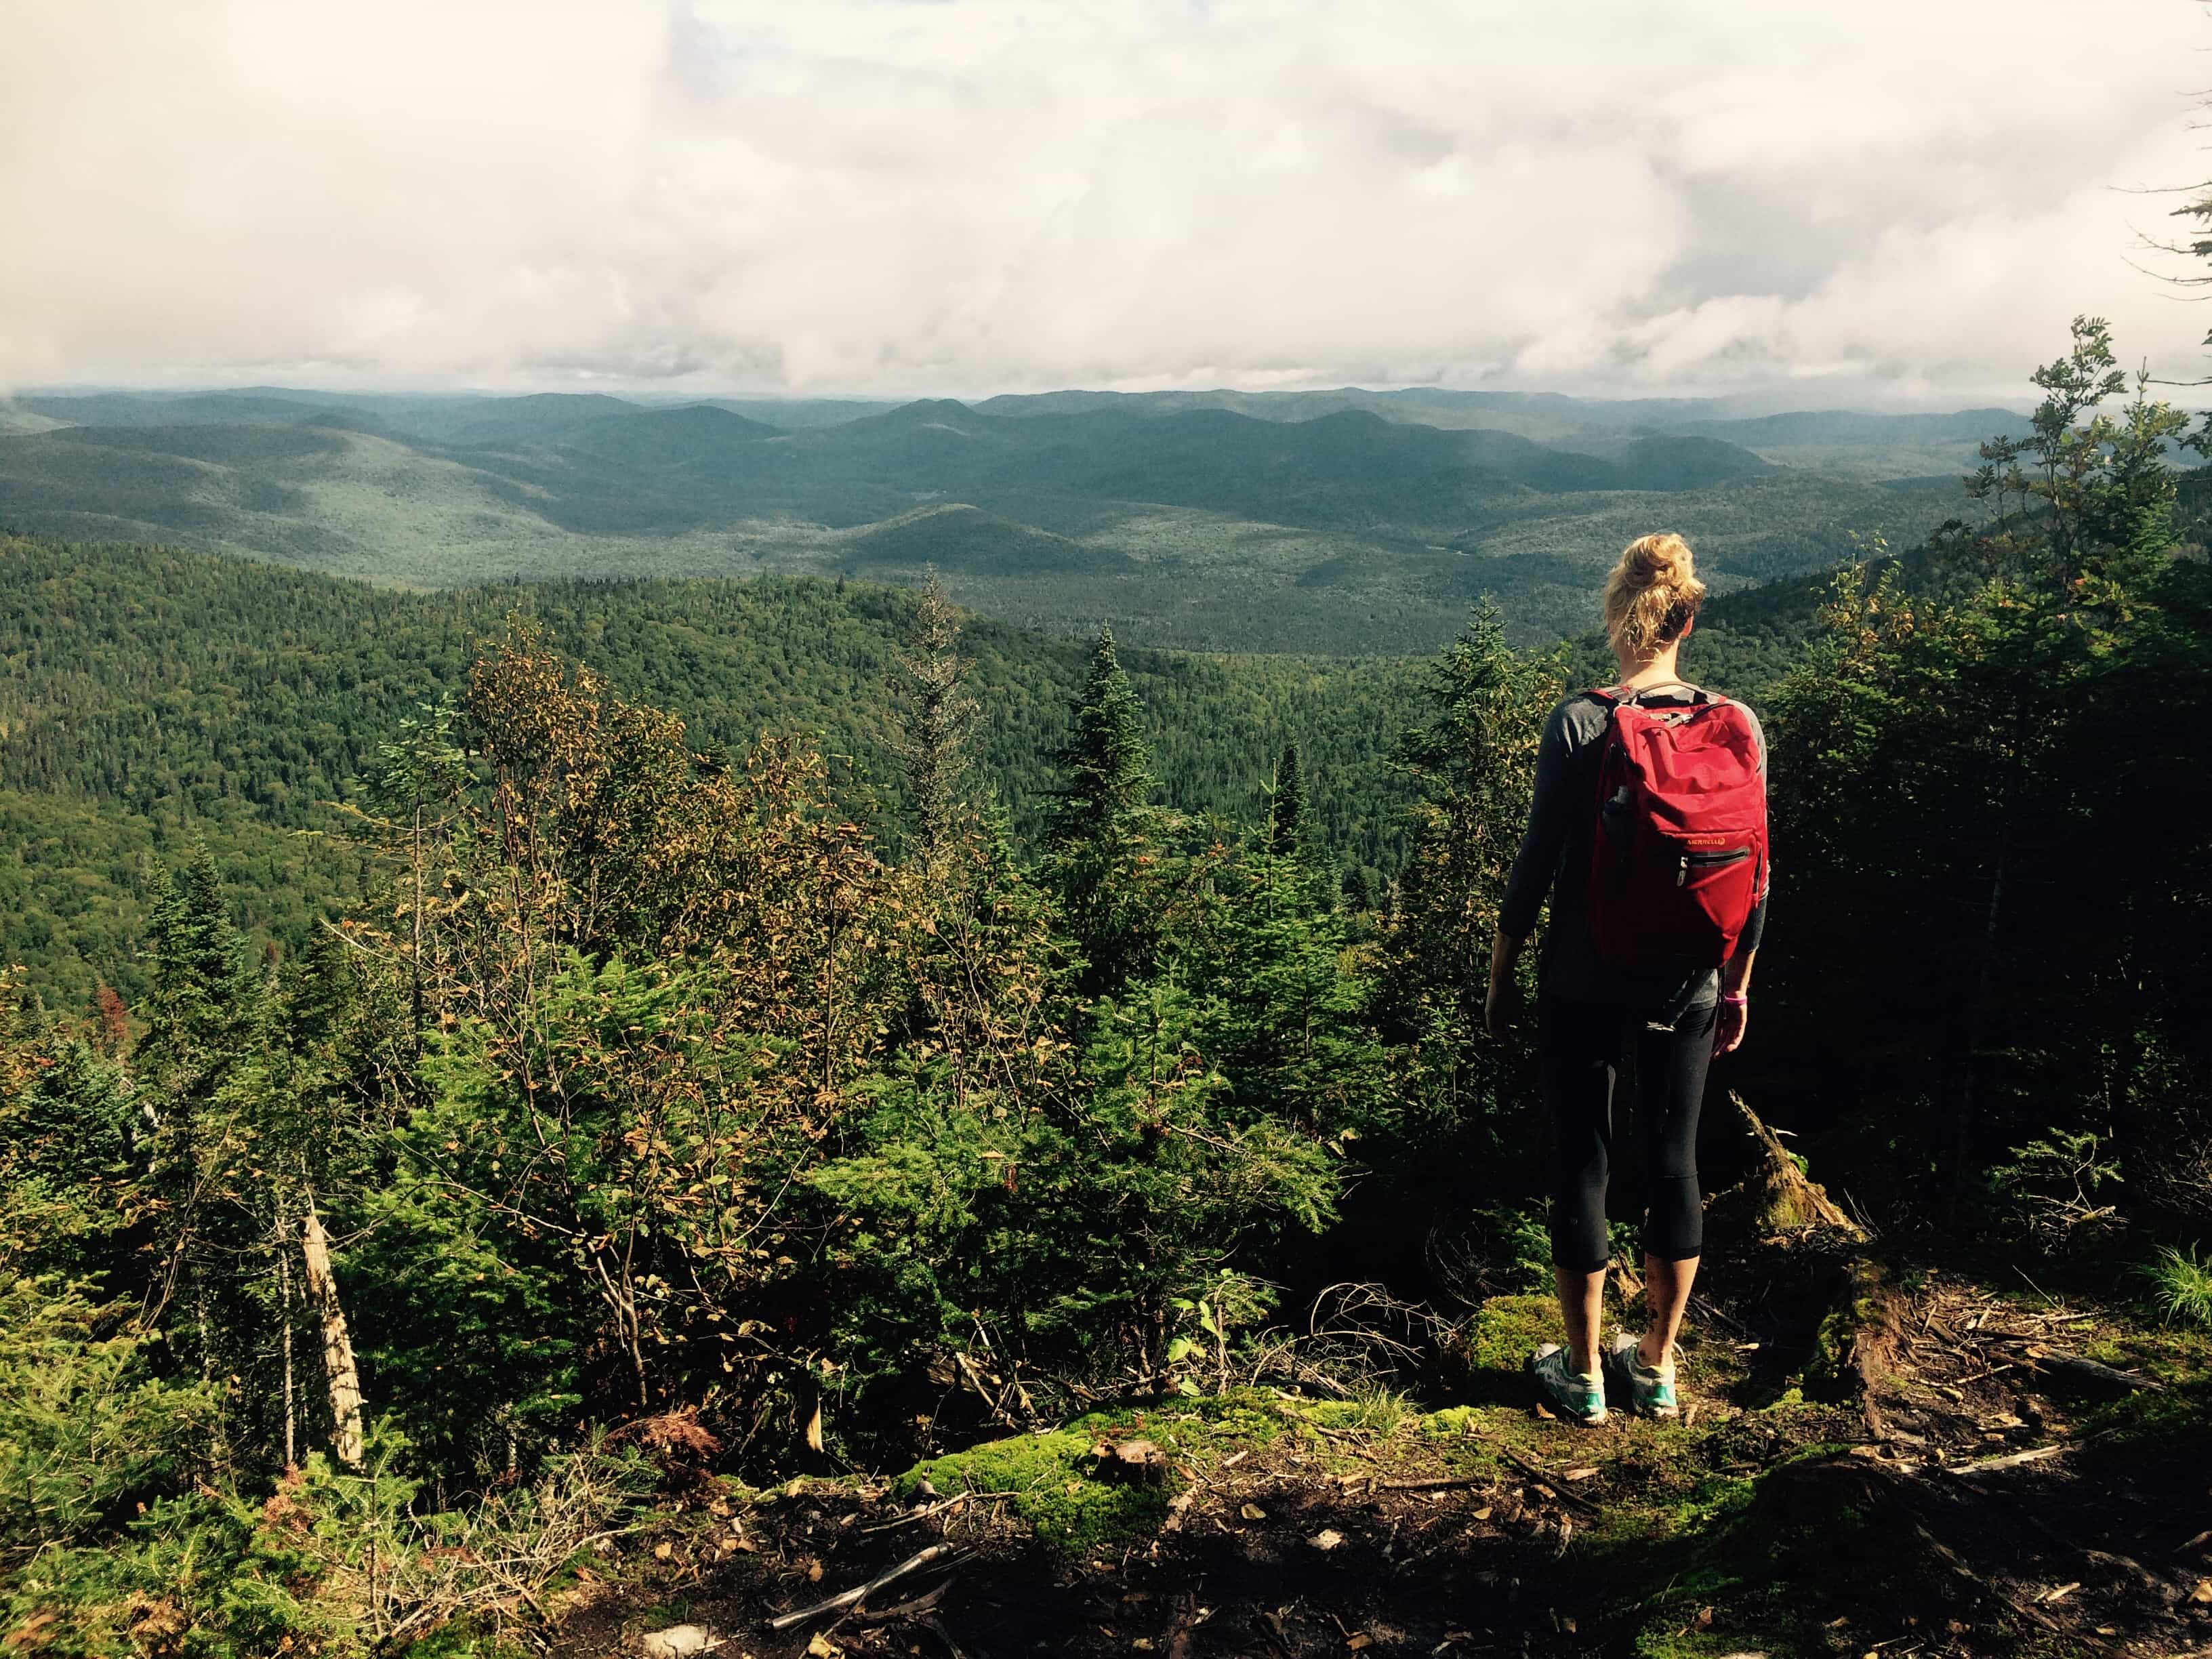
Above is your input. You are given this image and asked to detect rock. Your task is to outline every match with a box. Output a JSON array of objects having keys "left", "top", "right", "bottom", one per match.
[{"left": 641, "top": 1624, "right": 715, "bottom": 1658}]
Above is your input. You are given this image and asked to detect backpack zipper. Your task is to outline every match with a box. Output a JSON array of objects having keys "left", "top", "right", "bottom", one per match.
[{"left": 1677, "top": 848, "right": 1750, "bottom": 886}]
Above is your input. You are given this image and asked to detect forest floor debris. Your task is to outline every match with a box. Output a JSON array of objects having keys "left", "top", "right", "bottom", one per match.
[{"left": 542, "top": 1249, "right": 2211, "bottom": 1659}]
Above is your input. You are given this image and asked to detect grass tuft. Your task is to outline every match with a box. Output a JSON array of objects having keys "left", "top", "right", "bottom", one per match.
[{"left": 2133, "top": 1243, "right": 2212, "bottom": 1330}]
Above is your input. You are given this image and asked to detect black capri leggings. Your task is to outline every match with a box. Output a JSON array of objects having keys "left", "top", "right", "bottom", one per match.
[{"left": 1538, "top": 994, "right": 1715, "bottom": 1274}]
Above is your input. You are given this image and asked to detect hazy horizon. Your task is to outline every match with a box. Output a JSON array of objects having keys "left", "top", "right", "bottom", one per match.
[
  {"left": 6, "top": 1, "right": 2209, "bottom": 408},
  {"left": 3, "top": 380, "right": 2036, "bottom": 422}
]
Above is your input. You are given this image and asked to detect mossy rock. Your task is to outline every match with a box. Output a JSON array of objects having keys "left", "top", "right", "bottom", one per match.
[
  {"left": 894, "top": 1393, "right": 1289, "bottom": 1559},
  {"left": 1440, "top": 1294, "right": 1557, "bottom": 1405},
  {"left": 1603, "top": 1452, "right": 1971, "bottom": 1654},
  {"left": 899, "top": 1422, "right": 1168, "bottom": 1557}
]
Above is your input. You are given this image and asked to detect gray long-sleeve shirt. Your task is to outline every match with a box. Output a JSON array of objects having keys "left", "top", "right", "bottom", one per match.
[{"left": 1498, "top": 687, "right": 1769, "bottom": 1010}]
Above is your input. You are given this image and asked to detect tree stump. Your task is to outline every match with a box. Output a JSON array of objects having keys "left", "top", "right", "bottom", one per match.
[
  {"left": 1717, "top": 1092, "right": 1863, "bottom": 1237},
  {"left": 1091, "top": 1437, "right": 1168, "bottom": 1485}
]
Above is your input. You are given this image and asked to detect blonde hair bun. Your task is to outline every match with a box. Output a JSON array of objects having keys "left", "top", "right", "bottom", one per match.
[{"left": 1603, "top": 532, "right": 1707, "bottom": 660}]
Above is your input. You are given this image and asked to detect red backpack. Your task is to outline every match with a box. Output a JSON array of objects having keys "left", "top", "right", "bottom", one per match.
[{"left": 1584, "top": 684, "right": 1767, "bottom": 969}]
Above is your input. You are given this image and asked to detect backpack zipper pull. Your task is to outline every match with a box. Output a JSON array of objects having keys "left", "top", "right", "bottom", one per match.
[{"left": 1676, "top": 855, "right": 1689, "bottom": 887}]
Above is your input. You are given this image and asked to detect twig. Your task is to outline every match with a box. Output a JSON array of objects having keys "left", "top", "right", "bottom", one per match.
[
  {"left": 1378, "top": 1475, "right": 1494, "bottom": 1493},
  {"left": 1689, "top": 1294, "right": 1751, "bottom": 1338},
  {"left": 767, "top": 1544, "right": 960, "bottom": 1631},
  {"left": 853, "top": 1581, "right": 954, "bottom": 1624},
  {"left": 2021, "top": 1347, "right": 2162, "bottom": 1394},
  {"left": 1462, "top": 1429, "right": 1601, "bottom": 1516},
  {"left": 859, "top": 1492, "right": 1015, "bottom": 1534}
]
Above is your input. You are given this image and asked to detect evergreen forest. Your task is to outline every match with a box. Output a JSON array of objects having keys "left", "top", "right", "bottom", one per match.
[{"left": 3, "top": 323, "right": 2211, "bottom": 1656}]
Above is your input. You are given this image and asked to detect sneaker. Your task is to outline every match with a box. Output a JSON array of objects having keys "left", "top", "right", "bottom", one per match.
[
  {"left": 1528, "top": 1343, "right": 1607, "bottom": 1425},
  {"left": 1603, "top": 1332, "right": 1679, "bottom": 1418}
]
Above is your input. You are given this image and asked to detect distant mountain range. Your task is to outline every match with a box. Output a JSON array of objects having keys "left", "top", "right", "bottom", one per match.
[{"left": 0, "top": 384, "right": 2024, "bottom": 653}]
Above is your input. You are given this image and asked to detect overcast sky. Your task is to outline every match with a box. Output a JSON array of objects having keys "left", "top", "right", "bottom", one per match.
[{"left": 4, "top": 0, "right": 2209, "bottom": 407}]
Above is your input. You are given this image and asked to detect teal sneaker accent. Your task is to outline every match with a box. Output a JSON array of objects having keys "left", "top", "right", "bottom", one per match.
[
  {"left": 1529, "top": 1343, "right": 1607, "bottom": 1425},
  {"left": 1604, "top": 1332, "right": 1680, "bottom": 1418}
]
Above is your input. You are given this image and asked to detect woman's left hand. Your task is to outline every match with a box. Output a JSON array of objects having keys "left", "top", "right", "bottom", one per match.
[{"left": 1713, "top": 1000, "right": 1748, "bottom": 1056}]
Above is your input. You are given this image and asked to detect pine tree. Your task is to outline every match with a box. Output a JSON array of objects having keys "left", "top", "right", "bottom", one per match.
[
  {"left": 138, "top": 843, "right": 255, "bottom": 1090},
  {"left": 896, "top": 571, "right": 977, "bottom": 873},
  {"left": 1048, "top": 626, "right": 1151, "bottom": 843},
  {"left": 1266, "top": 743, "right": 1307, "bottom": 861},
  {"left": 1370, "top": 604, "right": 1564, "bottom": 1170},
  {"left": 1043, "top": 626, "right": 1165, "bottom": 994}
]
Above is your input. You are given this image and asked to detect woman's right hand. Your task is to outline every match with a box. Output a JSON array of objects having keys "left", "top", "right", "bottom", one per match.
[
  {"left": 1483, "top": 930, "right": 1526, "bottom": 1040},
  {"left": 1483, "top": 977, "right": 1517, "bottom": 1039}
]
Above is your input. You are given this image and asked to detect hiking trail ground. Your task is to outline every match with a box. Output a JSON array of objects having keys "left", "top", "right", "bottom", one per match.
[{"left": 533, "top": 1240, "right": 2212, "bottom": 1659}]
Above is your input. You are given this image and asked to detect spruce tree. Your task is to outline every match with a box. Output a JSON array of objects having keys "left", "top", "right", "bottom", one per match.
[
  {"left": 1266, "top": 743, "right": 1307, "bottom": 861},
  {"left": 1044, "top": 626, "right": 1166, "bottom": 995},
  {"left": 1048, "top": 626, "right": 1151, "bottom": 843},
  {"left": 896, "top": 570, "right": 977, "bottom": 872}
]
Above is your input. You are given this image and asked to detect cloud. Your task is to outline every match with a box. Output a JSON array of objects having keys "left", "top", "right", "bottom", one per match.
[{"left": 1, "top": 0, "right": 2206, "bottom": 403}]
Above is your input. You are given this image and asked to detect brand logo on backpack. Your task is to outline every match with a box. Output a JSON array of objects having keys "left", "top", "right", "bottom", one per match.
[{"left": 1584, "top": 687, "right": 1767, "bottom": 969}]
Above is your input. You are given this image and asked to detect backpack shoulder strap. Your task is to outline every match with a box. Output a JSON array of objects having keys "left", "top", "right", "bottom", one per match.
[{"left": 1593, "top": 680, "right": 1708, "bottom": 709}]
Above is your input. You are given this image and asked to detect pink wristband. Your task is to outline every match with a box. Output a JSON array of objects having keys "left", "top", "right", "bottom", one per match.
[{"left": 1720, "top": 994, "right": 1748, "bottom": 1006}]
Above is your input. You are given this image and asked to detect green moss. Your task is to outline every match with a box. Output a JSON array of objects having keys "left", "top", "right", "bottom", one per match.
[
  {"left": 897, "top": 1420, "right": 1165, "bottom": 1557},
  {"left": 1441, "top": 1294, "right": 1557, "bottom": 1405},
  {"left": 1630, "top": 1625, "right": 1779, "bottom": 1659},
  {"left": 1292, "top": 1388, "right": 1413, "bottom": 1437},
  {"left": 895, "top": 1395, "right": 1296, "bottom": 1558},
  {"left": 2078, "top": 1370, "right": 2212, "bottom": 1457},
  {"left": 1594, "top": 1449, "right": 1994, "bottom": 1655},
  {"left": 1415, "top": 1405, "right": 1486, "bottom": 1439},
  {"left": 1166, "top": 1388, "right": 1294, "bottom": 1454},
  {"left": 399, "top": 1620, "right": 536, "bottom": 1659}
]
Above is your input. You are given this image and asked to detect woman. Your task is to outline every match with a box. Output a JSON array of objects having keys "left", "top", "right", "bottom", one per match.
[{"left": 1483, "top": 532, "right": 1767, "bottom": 1425}]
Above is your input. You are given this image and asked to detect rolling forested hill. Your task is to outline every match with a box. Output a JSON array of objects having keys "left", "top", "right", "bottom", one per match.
[
  {"left": 0, "top": 386, "right": 1990, "bottom": 652},
  {"left": 0, "top": 384, "right": 2028, "bottom": 1010},
  {"left": 0, "top": 532, "right": 1430, "bottom": 1004},
  {"left": 0, "top": 521, "right": 1840, "bottom": 1012}
]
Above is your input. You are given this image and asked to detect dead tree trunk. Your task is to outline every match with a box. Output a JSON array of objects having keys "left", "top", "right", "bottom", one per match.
[
  {"left": 278, "top": 1248, "right": 298, "bottom": 1469},
  {"left": 1952, "top": 818, "right": 2011, "bottom": 1205},
  {"left": 300, "top": 1203, "right": 366, "bottom": 1467}
]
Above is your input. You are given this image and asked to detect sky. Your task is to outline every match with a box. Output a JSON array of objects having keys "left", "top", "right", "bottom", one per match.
[{"left": 3, "top": 0, "right": 2210, "bottom": 408}]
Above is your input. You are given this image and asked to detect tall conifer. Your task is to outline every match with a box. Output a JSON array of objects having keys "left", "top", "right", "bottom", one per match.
[
  {"left": 1048, "top": 626, "right": 1151, "bottom": 842},
  {"left": 1266, "top": 743, "right": 1307, "bottom": 861},
  {"left": 897, "top": 570, "right": 977, "bottom": 872}
]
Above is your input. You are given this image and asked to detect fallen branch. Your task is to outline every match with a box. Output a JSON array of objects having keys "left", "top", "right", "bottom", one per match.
[
  {"left": 1946, "top": 1443, "right": 2067, "bottom": 1478},
  {"left": 852, "top": 1581, "right": 954, "bottom": 1624},
  {"left": 1463, "top": 1430, "right": 1600, "bottom": 1517},
  {"left": 767, "top": 1544, "right": 960, "bottom": 1631},
  {"left": 2012, "top": 1345, "right": 2162, "bottom": 1395}
]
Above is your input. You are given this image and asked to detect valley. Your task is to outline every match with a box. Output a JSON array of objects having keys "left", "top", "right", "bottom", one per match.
[{"left": 0, "top": 385, "right": 1997, "bottom": 653}]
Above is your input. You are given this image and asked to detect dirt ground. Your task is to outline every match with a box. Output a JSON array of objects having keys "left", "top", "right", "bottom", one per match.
[{"left": 536, "top": 1244, "right": 2212, "bottom": 1659}]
